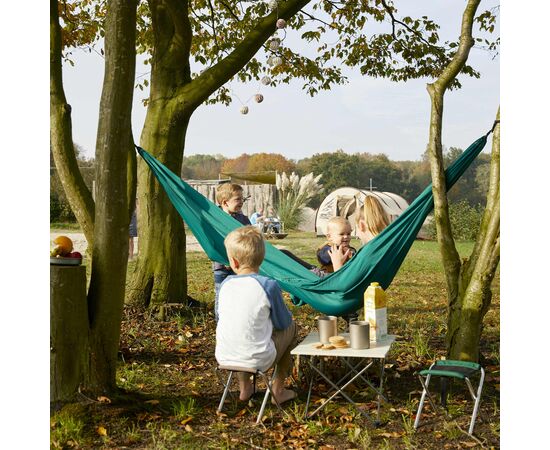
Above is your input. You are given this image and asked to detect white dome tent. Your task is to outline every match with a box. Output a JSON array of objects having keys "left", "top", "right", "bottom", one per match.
[{"left": 314, "top": 187, "right": 410, "bottom": 237}]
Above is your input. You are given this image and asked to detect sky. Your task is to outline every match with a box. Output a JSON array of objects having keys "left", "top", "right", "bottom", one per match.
[{"left": 63, "top": 0, "right": 500, "bottom": 162}]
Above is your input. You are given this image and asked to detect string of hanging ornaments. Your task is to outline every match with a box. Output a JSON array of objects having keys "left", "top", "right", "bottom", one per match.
[{"left": 238, "top": 0, "right": 287, "bottom": 115}]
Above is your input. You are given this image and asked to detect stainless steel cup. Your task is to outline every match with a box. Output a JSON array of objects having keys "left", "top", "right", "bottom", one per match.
[
  {"left": 350, "top": 321, "right": 370, "bottom": 349},
  {"left": 318, "top": 315, "right": 338, "bottom": 344}
]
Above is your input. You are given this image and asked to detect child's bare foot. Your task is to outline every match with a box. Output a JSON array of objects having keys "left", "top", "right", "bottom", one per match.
[
  {"left": 239, "top": 380, "right": 255, "bottom": 401},
  {"left": 271, "top": 388, "right": 297, "bottom": 405}
]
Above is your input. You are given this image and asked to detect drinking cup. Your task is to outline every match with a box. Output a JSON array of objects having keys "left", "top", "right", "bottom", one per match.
[
  {"left": 318, "top": 315, "right": 338, "bottom": 344},
  {"left": 350, "top": 321, "right": 370, "bottom": 349}
]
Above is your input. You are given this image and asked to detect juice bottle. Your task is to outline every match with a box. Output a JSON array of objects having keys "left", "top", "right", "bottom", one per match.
[{"left": 364, "top": 282, "right": 387, "bottom": 342}]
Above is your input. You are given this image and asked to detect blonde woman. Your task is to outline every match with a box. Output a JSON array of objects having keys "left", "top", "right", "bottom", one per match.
[{"left": 330, "top": 196, "right": 390, "bottom": 271}]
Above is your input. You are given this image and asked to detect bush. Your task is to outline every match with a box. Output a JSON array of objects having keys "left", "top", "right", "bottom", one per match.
[
  {"left": 425, "top": 200, "right": 483, "bottom": 241},
  {"left": 276, "top": 172, "right": 323, "bottom": 230}
]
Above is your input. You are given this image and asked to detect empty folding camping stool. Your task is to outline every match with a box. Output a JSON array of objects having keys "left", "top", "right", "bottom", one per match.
[
  {"left": 414, "top": 359, "right": 485, "bottom": 435},
  {"left": 215, "top": 365, "right": 283, "bottom": 424}
]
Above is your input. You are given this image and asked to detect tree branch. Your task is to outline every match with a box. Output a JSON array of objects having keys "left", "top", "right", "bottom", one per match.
[
  {"left": 426, "top": 0, "right": 481, "bottom": 297},
  {"left": 180, "top": 0, "right": 313, "bottom": 110},
  {"left": 218, "top": 0, "right": 241, "bottom": 22},
  {"left": 380, "top": 0, "right": 438, "bottom": 48}
]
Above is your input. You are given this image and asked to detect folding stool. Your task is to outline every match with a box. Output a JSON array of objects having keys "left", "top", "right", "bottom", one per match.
[
  {"left": 216, "top": 365, "right": 282, "bottom": 424},
  {"left": 414, "top": 359, "right": 485, "bottom": 435}
]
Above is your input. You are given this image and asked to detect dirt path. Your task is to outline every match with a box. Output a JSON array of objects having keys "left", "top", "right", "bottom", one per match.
[{"left": 50, "top": 231, "right": 205, "bottom": 254}]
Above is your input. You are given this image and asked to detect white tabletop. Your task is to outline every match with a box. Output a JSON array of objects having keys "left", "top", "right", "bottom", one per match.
[{"left": 291, "top": 332, "right": 396, "bottom": 359}]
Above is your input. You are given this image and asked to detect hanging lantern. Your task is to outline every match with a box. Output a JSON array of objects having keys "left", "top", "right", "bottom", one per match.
[
  {"left": 269, "top": 38, "right": 281, "bottom": 51},
  {"left": 240, "top": 106, "right": 249, "bottom": 115},
  {"left": 261, "top": 76, "right": 271, "bottom": 85},
  {"left": 276, "top": 18, "right": 286, "bottom": 29},
  {"left": 272, "top": 56, "right": 283, "bottom": 67},
  {"left": 254, "top": 94, "right": 264, "bottom": 103},
  {"left": 268, "top": 0, "right": 278, "bottom": 11}
]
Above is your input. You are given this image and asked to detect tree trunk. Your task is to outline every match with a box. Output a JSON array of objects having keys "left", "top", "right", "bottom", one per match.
[
  {"left": 425, "top": 0, "right": 500, "bottom": 361},
  {"left": 129, "top": 0, "right": 311, "bottom": 307},
  {"left": 447, "top": 110, "right": 500, "bottom": 361},
  {"left": 85, "top": 0, "right": 137, "bottom": 394},
  {"left": 50, "top": 0, "right": 95, "bottom": 245},
  {"left": 129, "top": 100, "right": 190, "bottom": 306},
  {"left": 50, "top": 265, "right": 89, "bottom": 403}
]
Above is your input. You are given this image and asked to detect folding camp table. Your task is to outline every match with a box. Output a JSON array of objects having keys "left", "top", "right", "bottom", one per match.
[{"left": 291, "top": 332, "right": 395, "bottom": 424}]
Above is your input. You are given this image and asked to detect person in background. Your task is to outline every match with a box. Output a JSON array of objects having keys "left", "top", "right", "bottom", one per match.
[
  {"left": 265, "top": 207, "right": 281, "bottom": 234},
  {"left": 250, "top": 208, "right": 264, "bottom": 230},
  {"left": 212, "top": 183, "right": 251, "bottom": 320},
  {"left": 129, "top": 208, "right": 138, "bottom": 259},
  {"left": 215, "top": 226, "right": 298, "bottom": 404}
]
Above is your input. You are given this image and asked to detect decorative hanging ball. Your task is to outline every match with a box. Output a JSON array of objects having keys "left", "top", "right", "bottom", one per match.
[
  {"left": 261, "top": 76, "right": 271, "bottom": 85},
  {"left": 267, "top": 56, "right": 275, "bottom": 66},
  {"left": 254, "top": 94, "right": 264, "bottom": 103},
  {"left": 272, "top": 56, "right": 283, "bottom": 67},
  {"left": 240, "top": 106, "right": 249, "bottom": 115},
  {"left": 268, "top": 0, "right": 278, "bottom": 11},
  {"left": 276, "top": 18, "right": 286, "bottom": 29},
  {"left": 269, "top": 38, "right": 281, "bottom": 51}
]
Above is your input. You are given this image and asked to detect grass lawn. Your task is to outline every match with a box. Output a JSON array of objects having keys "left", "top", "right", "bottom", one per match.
[{"left": 51, "top": 232, "right": 500, "bottom": 449}]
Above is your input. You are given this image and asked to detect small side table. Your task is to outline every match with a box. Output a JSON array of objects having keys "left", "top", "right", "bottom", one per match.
[{"left": 291, "top": 332, "right": 396, "bottom": 424}]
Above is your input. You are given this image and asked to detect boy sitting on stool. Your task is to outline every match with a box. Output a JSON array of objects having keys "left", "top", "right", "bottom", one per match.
[{"left": 215, "top": 226, "right": 298, "bottom": 404}]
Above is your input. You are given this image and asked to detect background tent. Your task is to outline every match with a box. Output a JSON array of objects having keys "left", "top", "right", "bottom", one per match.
[{"left": 315, "top": 187, "right": 409, "bottom": 236}]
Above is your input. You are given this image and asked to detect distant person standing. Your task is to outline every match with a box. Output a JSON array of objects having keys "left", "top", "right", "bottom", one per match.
[{"left": 129, "top": 209, "right": 138, "bottom": 259}]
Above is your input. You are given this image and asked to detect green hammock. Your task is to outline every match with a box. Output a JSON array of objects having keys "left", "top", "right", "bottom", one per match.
[{"left": 137, "top": 134, "right": 488, "bottom": 316}]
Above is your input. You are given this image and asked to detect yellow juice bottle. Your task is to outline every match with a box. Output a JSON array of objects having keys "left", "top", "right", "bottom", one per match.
[{"left": 364, "top": 282, "right": 387, "bottom": 342}]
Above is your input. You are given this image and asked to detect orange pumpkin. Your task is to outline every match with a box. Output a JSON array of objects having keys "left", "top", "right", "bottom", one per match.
[{"left": 53, "top": 236, "right": 73, "bottom": 256}]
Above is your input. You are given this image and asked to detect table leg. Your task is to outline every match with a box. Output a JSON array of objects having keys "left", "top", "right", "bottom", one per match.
[
  {"left": 304, "top": 356, "right": 315, "bottom": 419},
  {"left": 340, "top": 358, "right": 389, "bottom": 403},
  {"left": 375, "top": 358, "right": 386, "bottom": 426},
  {"left": 307, "top": 361, "right": 374, "bottom": 423}
]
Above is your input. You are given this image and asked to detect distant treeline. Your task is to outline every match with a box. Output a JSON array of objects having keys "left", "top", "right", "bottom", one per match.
[{"left": 50, "top": 146, "right": 490, "bottom": 222}]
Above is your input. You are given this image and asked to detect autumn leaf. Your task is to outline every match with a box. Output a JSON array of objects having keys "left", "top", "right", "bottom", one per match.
[
  {"left": 185, "top": 424, "right": 193, "bottom": 432},
  {"left": 96, "top": 426, "right": 108, "bottom": 436},
  {"left": 180, "top": 417, "right": 193, "bottom": 426},
  {"left": 378, "top": 431, "right": 403, "bottom": 439}
]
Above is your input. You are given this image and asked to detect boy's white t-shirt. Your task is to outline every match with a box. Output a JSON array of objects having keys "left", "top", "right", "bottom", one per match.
[{"left": 215, "top": 274, "right": 286, "bottom": 371}]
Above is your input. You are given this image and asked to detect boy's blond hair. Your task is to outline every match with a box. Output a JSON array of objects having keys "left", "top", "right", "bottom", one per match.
[
  {"left": 356, "top": 196, "right": 390, "bottom": 236},
  {"left": 326, "top": 216, "right": 351, "bottom": 235},
  {"left": 216, "top": 183, "right": 243, "bottom": 205},
  {"left": 224, "top": 225, "right": 265, "bottom": 269}
]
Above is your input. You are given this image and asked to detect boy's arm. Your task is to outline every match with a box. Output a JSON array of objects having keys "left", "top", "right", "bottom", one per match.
[{"left": 264, "top": 280, "right": 292, "bottom": 330}]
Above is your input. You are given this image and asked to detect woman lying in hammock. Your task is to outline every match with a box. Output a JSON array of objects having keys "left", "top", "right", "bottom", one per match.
[{"left": 280, "top": 196, "right": 390, "bottom": 275}]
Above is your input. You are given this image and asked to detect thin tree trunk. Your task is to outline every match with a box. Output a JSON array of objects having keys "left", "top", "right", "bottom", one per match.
[
  {"left": 425, "top": 0, "right": 500, "bottom": 361},
  {"left": 85, "top": 0, "right": 137, "bottom": 393},
  {"left": 50, "top": 0, "right": 95, "bottom": 245},
  {"left": 447, "top": 111, "right": 500, "bottom": 361}
]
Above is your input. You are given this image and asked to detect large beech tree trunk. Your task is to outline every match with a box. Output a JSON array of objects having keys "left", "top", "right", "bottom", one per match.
[
  {"left": 85, "top": 0, "right": 138, "bottom": 393},
  {"left": 49, "top": 0, "right": 137, "bottom": 397},
  {"left": 426, "top": 0, "right": 500, "bottom": 362},
  {"left": 128, "top": 0, "right": 311, "bottom": 306}
]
